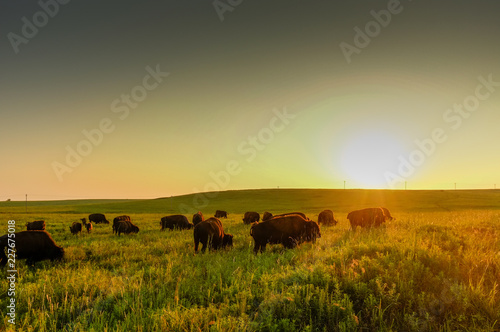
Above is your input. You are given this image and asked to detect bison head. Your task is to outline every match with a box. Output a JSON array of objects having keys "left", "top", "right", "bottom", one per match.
[
  {"left": 52, "top": 246, "right": 65, "bottom": 261},
  {"left": 305, "top": 221, "right": 321, "bottom": 242},
  {"left": 132, "top": 225, "right": 140, "bottom": 233},
  {"left": 222, "top": 234, "right": 233, "bottom": 248}
]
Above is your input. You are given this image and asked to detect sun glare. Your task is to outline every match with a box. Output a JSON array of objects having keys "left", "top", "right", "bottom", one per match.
[{"left": 340, "top": 131, "right": 405, "bottom": 188}]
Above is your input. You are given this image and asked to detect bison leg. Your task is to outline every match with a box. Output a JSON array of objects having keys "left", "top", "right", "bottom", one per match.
[
  {"left": 26, "top": 255, "right": 41, "bottom": 267},
  {"left": 283, "top": 237, "right": 298, "bottom": 249},
  {"left": 201, "top": 240, "right": 207, "bottom": 253},
  {"left": 253, "top": 241, "right": 266, "bottom": 254},
  {"left": 194, "top": 238, "right": 200, "bottom": 253},
  {"left": 198, "top": 234, "right": 209, "bottom": 253},
  {"left": 253, "top": 242, "right": 260, "bottom": 254},
  {"left": 212, "top": 237, "right": 222, "bottom": 251}
]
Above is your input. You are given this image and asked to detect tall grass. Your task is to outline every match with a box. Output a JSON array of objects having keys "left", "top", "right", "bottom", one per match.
[{"left": 1, "top": 198, "right": 499, "bottom": 331}]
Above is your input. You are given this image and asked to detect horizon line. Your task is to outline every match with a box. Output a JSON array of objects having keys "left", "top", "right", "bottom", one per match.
[{"left": 2, "top": 187, "right": 500, "bottom": 202}]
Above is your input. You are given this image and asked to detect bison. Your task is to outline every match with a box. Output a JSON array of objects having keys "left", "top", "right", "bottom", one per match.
[
  {"left": 347, "top": 207, "right": 386, "bottom": 230},
  {"left": 69, "top": 222, "right": 82, "bottom": 235},
  {"left": 26, "top": 220, "right": 46, "bottom": 231},
  {"left": 0, "top": 230, "right": 64, "bottom": 266},
  {"left": 243, "top": 211, "right": 260, "bottom": 224},
  {"left": 113, "top": 215, "right": 131, "bottom": 234},
  {"left": 193, "top": 217, "right": 233, "bottom": 253},
  {"left": 89, "top": 213, "right": 109, "bottom": 224},
  {"left": 81, "top": 218, "right": 93, "bottom": 233},
  {"left": 114, "top": 220, "right": 139, "bottom": 235},
  {"left": 214, "top": 210, "right": 228, "bottom": 218},
  {"left": 318, "top": 210, "right": 338, "bottom": 226},
  {"left": 192, "top": 212, "right": 204, "bottom": 226},
  {"left": 160, "top": 215, "right": 193, "bottom": 230},
  {"left": 250, "top": 215, "right": 321, "bottom": 254}
]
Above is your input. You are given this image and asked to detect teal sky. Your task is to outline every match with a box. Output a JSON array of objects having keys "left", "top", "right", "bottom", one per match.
[{"left": 1, "top": 1, "right": 499, "bottom": 200}]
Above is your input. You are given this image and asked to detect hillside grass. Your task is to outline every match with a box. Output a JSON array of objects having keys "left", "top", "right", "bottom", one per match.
[
  {"left": 1, "top": 189, "right": 499, "bottom": 331},
  {"left": 2, "top": 189, "right": 500, "bottom": 215}
]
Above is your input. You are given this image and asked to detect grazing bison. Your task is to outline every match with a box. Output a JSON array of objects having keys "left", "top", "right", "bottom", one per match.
[
  {"left": 113, "top": 215, "right": 131, "bottom": 234},
  {"left": 193, "top": 217, "right": 233, "bottom": 253},
  {"left": 381, "top": 207, "right": 395, "bottom": 221},
  {"left": 347, "top": 208, "right": 386, "bottom": 230},
  {"left": 0, "top": 231, "right": 64, "bottom": 266},
  {"left": 192, "top": 212, "right": 204, "bottom": 226},
  {"left": 243, "top": 211, "right": 260, "bottom": 224},
  {"left": 81, "top": 218, "right": 93, "bottom": 233},
  {"left": 250, "top": 215, "right": 321, "bottom": 254},
  {"left": 26, "top": 220, "right": 46, "bottom": 231},
  {"left": 318, "top": 210, "right": 338, "bottom": 226},
  {"left": 69, "top": 222, "right": 82, "bottom": 235},
  {"left": 89, "top": 213, "right": 109, "bottom": 224},
  {"left": 214, "top": 210, "right": 228, "bottom": 218},
  {"left": 160, "top": 215, "right": 193, "bottom": 230},
  {"left": 114, "top": 220, "right": 139, "bottom": 235}
]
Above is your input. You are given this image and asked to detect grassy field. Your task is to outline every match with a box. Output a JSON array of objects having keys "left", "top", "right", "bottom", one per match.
[{"left": 1, "top": 189, "right": 499, "bottom": 331}]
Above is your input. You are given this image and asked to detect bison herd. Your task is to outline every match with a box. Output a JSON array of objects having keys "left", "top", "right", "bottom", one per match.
[{"left": 1, "top": 207, "right": 394, "bottom": 267}]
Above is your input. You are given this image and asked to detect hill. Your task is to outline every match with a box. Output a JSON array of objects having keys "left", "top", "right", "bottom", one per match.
[{"left": 1, "top": 188, "right": 500, "bottom": 215}]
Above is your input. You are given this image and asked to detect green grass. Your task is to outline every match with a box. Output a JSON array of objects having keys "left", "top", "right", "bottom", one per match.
[{"left": 1, "top": 189, "right": 499, "bottom": 331}]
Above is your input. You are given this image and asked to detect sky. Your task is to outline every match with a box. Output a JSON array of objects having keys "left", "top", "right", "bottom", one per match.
[{"left": 1, "top": 0, "right": 499, "bottom": 200}]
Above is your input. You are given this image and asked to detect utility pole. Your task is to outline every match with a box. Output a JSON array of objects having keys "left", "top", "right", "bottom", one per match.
[
  {"left": 25, "top": 194, "right": 27, "bottom": 213},
  {"left": 344, "top": 181, "right": 346, "bottom": 190},
  {"left": 454, "top": 183, "right": 457, "bottom": 190}
]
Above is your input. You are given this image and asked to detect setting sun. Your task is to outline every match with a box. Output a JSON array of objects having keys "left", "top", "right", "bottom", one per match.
[{"left": 340, "top": 130, "right": 405, "bottom": 188}]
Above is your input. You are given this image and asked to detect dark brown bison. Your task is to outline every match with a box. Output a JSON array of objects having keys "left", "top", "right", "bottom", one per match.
[
  {"left": 347, "top": 208, "right": 386, "bottom": 230},
  {"left": 89, "top": 213, "right": 109, "bottom": 224},
  {"left": 262, "top": 212, "right": 308, "bottom": 221},
  {"left": 81, "top": 218, "right": 93, "bottom": 233},
  {"left": 0, "top": 231, "right": 64, "bottom": 266},
  {"left": 113, "top": 215, "right": 131, "bottom": 234},
  {"left": 262, "top": 212, "right": 273, "bottom": 221},
  {"left": 250, "top": 215, "right": 321, "bottom": 254},
  {"left": 114, "top": 220, "right": 139, "bottom": 235},
  {"left": 193, "top": 217, "right": 233, "bottom": 253},
  {"left": 381, "top": 207, "right": 395, "bottom": 221},
  {"left": 26, "top": 220, "right": 46, "bottom": 231},
  {"left": 69, "top": 222, "right": 82, "bottom": 235},
  {"left": 192, "top": 212, "right": 204, "bottom": 226},
  {"left": 318, "top": 210, "right": 338, "bottom": 226},
  {"left": 214, "top": 210, "right": 228, "bottom": 218},
  {"left": 160, "top": 215, "right": 193, "bottom": 230},
  {"left": 243, "top": 211, "right": 260, "bottom": 224}
]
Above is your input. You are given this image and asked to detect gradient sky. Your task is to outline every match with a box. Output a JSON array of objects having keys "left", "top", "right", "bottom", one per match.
[{"left": 1, "top": 0, "right": 499, "bottom": 200}]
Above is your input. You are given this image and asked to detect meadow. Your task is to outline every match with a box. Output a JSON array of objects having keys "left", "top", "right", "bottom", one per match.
[{"left": 1, "top": 189, "right": 499, "bottom": 331}]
